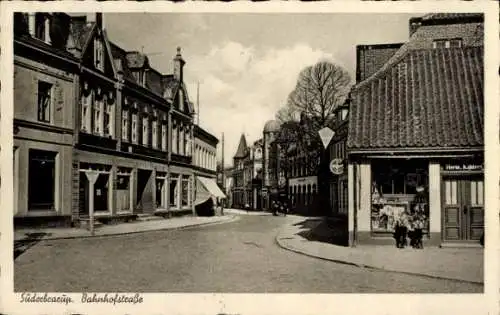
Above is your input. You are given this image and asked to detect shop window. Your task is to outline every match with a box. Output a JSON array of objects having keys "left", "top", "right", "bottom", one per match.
[
  {"left": 170, "top": 176, "right": 179, "bottom": 208},
  {"left": 28, "top": 149, "right": 56, "bottom": 210},
  {"left": 371, "top": 160, "right": 429, "bottom": 233},
  {"left": 37, "top": 81, "right": 52, "bottom": 123},
  {"left": 181, "top": 175, "right": 190, "bottom": 207},
  {"left": 156, "top": 173, "right": 167, "bottom": 209}
]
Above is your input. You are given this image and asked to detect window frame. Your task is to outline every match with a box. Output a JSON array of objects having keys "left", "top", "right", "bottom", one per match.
[{"left": 37, "top": 80, "right": 53, "bottom": 123}]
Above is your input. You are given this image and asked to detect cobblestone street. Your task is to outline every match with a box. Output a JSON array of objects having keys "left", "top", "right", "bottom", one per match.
[{"left": 15, "top": 215, "right": 482, "bottom": 293}]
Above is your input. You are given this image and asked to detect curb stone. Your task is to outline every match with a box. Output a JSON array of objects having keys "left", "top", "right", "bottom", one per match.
[
  {"left": 275, "top": 224, "right": 483, "bottom": 285},
  {"left": 15, "top": 215, "right": 240, "bottom": 242}
]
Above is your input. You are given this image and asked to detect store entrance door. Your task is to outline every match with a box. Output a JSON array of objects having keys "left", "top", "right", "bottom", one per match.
[{"left": 442, "top": 176, "right": 484, "bottom": 241}]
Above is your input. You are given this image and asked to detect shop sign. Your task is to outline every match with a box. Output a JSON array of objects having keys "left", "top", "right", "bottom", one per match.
[
  {"left": 330, "top": 158, "right": 344, "bottom": 175},
  {"left": 444, "top": 164, "right": 483, "bottom": 171}
]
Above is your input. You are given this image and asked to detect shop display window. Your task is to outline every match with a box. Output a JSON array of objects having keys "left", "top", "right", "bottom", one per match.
[{"left": 371, "top": 160, "right": 429, "bottom": 233}]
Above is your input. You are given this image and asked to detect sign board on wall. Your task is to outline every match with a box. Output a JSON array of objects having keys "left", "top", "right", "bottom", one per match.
[
  {"left": 330, "top": 159, "right": 344, "bottom": 175},
  {"left": 444, "top": 164, "right": 483, "bottom": 171}
]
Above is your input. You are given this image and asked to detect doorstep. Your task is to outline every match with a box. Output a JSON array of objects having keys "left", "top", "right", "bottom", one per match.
[{"left": 440, "top": 242, "right": 483, "bottom": 248}]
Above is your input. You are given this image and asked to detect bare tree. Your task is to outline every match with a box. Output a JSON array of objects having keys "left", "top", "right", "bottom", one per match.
[{"left": 275, "top": 61, "right": 351, "bottom": 174}]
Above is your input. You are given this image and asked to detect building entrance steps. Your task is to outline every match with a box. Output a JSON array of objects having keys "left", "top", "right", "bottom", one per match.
[{"left": 276, "top": 216, "right": 483, "bottom": 284}]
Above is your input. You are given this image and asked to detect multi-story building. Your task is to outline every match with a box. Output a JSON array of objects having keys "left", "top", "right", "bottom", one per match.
[
  {"left": 262, "top": 120, "right": 280, "bottom": 210},
  {"left": 347, "top": 13, "right": 484, "bottom": 246},
  {"left": 13, "top": 13, "right": 79, "bottom": 227},
  {"left": 230, "top": 134, "right": 263, "bottom": 209},
  {"left": 13, "top": 12, "right": 218, "bottom": 227},
  {"left": 327, "top": 98, "right": 350, "bottom": 218},
  {"left": 192, "top": 125, "right": 225, "bottom": 208}
]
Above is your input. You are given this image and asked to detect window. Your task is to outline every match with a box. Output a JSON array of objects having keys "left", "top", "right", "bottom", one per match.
[
  {"left": 181, "top": 175, "right": 190, "bottom": 207},
  {"left": 178, "top": 89, "right": 184, "bottom": 112},
  {"left": 170, "top": 176, "right": 179, "bottom": 208},
  {"left": 450, "top": 38, "right": 463, "bottom": 48},
  {"left": 93, "top": 98, "right": 103, "bottom": 135},
  {"left": 152, "top": 120, "right": 158, "bottom": 149},
  {"left": 161, "top": 123, "right": 167, "bottom": 151},
  {"left": 142, "top": 116, "right": 149, "bottom": 146},
  {"left": 156, "top": 172, "right": 167, "bottom": 209},
  {"left": 35, "top": 14, "right": 46, "bottom": 41},
  {"left": 104, "top": 101, "right": 114, "bottom": 138},
  {"left": 81, "top": 91, "right": 92, "bottom": 132},
  {"left": 179, "top": 127, "right": 184, "bottom": 155},
  {"left": 172, "top": 125, "right": 178, "bottom": 154},
  {"left": 372, "top": 160, "right": 428, "bottom": 196},
  {"left": 433, "top": 38, "right": 462, "bottom": 49},
  {"left": 94, "top": 39, "right": 104, "bottom": 71},
  {"left": 122, "top": 110, "right": 129, "bottom": 141},
  {"left": 28, "top": 149, "right": 56, "bottom": 210},
  {"left": 37, "top": 81, "right": 52, "bottom": 123},
  {"left": 131, "top": 113, "right": 138, "bottom": 144}
]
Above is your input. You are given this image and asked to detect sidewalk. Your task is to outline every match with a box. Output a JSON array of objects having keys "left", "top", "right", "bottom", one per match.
[
  {"left": 14, "top": 214, "right": 239, "bottom": 242},
  {"left": 276, "top": 216, "right": 483, "bottom": 284},
  {"left": 223, "top": 208, "right": 272, "bottom": 216}
]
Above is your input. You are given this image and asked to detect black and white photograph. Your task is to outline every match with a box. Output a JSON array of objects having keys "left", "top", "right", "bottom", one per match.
[{"left": 1, "top": 2, "right": 498, "bottom": 315}]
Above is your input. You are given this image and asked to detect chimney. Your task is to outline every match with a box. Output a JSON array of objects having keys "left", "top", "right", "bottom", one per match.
[
  {"left": 86, "top": 12, "right": 103, "bottom": 29},
  {"left": 173, "top": 47, "right": 185, "bottom": 82},
  {"left": 409, "top": 17, "right": 422, "bottom": 37}
]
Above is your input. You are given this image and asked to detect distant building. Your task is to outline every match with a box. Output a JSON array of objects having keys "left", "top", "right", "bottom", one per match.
[
  {"left": 230, "top": 134, "right": 263, "bottom": 209},
  {"left": 262, "top": 120, "right": 280, "bottom": 210}
]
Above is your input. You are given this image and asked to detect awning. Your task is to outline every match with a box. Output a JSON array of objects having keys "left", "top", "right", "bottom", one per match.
[{"left": 194, "top": 176, "right": 226, "bottom": 206}]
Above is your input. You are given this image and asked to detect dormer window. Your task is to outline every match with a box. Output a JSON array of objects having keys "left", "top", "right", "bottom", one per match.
[
  {"left": 29, "top": 13, "right": 50, "bottom": 44},
  {"left": 433, "top": 38, "right": 462, "bottom": 49},
  {"left": 94, "top": 38, "right": 104, "bottom": 71}
]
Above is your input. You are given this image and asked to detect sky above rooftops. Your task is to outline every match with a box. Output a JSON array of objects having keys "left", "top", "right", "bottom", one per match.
[{"left": 104, "top": 13, "right": 415, "bottom": 166}]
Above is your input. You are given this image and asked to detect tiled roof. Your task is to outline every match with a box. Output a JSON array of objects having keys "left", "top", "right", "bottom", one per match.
[
  {"left": 420, "top": 13, "right": 483, "bottom": 22},
  {"left": 109, "top": 42, "right": 136, "bottom": 83},
  {"left": 126, "top": 51, "right": 149, "bottom": 69},
  {"left": 68, "top": 18, "right": 94, "bottom": 55},
  {"left": 348, "top": 47, "right": 483, "bottom": 151}
]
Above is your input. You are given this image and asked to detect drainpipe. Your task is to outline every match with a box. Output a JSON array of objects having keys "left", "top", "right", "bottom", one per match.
[{"left": 352, "top": 161, "right": 358, "bottom": 247}]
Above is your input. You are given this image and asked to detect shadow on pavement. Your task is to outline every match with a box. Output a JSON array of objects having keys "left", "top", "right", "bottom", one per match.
[
  {"left": 14, "top": 232, "right": 51, "bottom": 260},
  {"left": 294, "top": 217, "right": 349, "bottom": 247}
]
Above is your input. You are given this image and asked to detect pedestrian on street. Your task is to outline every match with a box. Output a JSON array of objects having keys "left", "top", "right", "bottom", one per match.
[{"left": 392, "top": 209, "right": 410, "bottom": 248}]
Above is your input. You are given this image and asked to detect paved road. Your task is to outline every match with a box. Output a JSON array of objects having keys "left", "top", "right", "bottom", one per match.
[{"left": 14, "top": 215, "right": 482, "bottom": 293}]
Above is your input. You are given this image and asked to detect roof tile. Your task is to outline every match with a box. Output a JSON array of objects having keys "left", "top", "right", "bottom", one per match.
[{"left": 348, "top": 47, "right": 483, "bottom": 151}]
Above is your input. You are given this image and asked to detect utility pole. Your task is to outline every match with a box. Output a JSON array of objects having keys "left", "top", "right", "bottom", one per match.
[
  {"left": 221, "top": 132, "right": 225, "bottom": 191},
  {"left": 197, "top": 82, "right": 200, "bottom": 125}
]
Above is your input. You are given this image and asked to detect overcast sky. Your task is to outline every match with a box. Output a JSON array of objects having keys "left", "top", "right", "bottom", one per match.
[{"left": 104, "top": 13, "right": 415, "bottom": 166}]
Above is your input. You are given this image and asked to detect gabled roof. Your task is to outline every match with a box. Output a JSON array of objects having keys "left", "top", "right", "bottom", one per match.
[
  {"left": 348, "top": 47, "right": 483, "bottom": 151},
  {"left": 68, "top": 17, "right": 94, "bottom": 57},
  {"left": 109, "top": 41, "right": 136, "bottom": 83},
  {"left": 234, "top": 134, "right": 248, "bottom": 159},
  {"left": 126, "top": 51, "right": 149, "bottom": 69}
]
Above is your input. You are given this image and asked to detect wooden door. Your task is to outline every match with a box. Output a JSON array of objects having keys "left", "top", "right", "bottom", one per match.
[{"left": 442, "top": 176, "right": 484, "bottom": 241}]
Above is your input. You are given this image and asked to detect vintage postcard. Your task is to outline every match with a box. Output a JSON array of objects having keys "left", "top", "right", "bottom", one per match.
[{"left": 1, "top": 1, "right": 499, "bottom": 315}]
